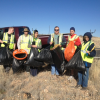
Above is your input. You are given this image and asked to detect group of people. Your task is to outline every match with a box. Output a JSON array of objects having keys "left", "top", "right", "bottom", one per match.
[{"left": 0, "top": 26, "right": 96, "bottom": 90}]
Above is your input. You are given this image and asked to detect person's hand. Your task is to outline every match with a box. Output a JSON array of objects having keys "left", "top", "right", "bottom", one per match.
[
  {"left": 86, "top": 51, "right": 90, "bottom": 55},
  {"left": 13, "top": 48, "right": 15, "bottom": 51},
  {"left": 32, "top": 45, "right": 37, "bottom": 48},
  {"left": 0, "top": 39, "right": 3, "bottom": 43},
  {"left": 59, "top": 45, "right": 62, "bottom": 47},
  {"left": 50, "top": 42, "right": 53, "bottom": 45}
]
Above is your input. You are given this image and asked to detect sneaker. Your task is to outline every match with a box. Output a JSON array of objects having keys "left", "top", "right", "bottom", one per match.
[{"left": 68, "top": 76, "right": 74, "bottom": 80}]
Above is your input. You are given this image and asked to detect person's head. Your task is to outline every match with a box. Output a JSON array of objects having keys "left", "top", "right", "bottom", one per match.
[
  {"left": 83, "top": 32, "right": 92, "bottom": 42},
  {"left": 70, "top": 27, "right": 75, "bottom": 36},
  {"left": 8, "top": 27, "right": 14, "bottom": 34},
  {"left": 54, "top": 26, "right": 59, "bottom": 35},
  {"left": 23, "top": 28, "right": 30, "bottom": 36},
  {"left": 34, "top": 30, "right": 38, "bottom": 38}
]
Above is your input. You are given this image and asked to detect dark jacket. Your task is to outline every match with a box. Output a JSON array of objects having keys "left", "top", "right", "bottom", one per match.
[{"left": 84, "top": 42, "right": 96, "bottom": 67}]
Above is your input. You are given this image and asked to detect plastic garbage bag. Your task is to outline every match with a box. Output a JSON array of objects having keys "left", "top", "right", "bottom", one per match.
[
  {"left": 0, "top": 47, "right": 12, "bottom": 65},
  {"left": 65, "top": 50, "right": 86, "bottom": 71},
  {"left": 64, "top": 39, "right": 78, "bottom": 62},
  {"left": 13, "top": 49, "right": 28, "bottom": 60},
  {"left": 25, "top": 47, "right": 44, "bottom": 67},
  {"left": 50, "top": 44, "right": 65, "bottom": 73},
  {"left": 34, "top": 49, "right": 53, "bottom": 64},
  {"left": 12, "top": 58, "right": 24, "bottom": 73}
]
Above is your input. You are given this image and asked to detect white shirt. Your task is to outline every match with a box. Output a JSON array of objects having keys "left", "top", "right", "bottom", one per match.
[{"left": 17, "top": 35, "right": 33, "bottom": 54}]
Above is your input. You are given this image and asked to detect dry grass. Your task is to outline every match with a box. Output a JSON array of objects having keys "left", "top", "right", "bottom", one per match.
[
  {"left": 0, "top": 63, "right": 100, "bottom": 100},
  {"left": 0, "top": 36, "right": 100, "bottom": 100}
]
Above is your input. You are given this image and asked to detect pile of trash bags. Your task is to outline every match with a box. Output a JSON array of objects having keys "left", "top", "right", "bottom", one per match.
[
  {"left": 34, "top": 46, "right": 53, "bottom": 64},
  {"left": 25, "top": 47, "right": 44, "bottom": 67},
  {"left": 0, "top": 42, "right": 85, "bottom": 74}
]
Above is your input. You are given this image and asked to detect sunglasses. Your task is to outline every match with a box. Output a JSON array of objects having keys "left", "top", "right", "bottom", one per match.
[{"left": 54, "top": 29, "right": 59, "bottom": 31}]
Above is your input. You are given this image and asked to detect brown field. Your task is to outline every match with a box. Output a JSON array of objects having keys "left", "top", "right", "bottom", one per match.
[{"left": 0, "top": 36, "right": 100, "bottom": 100}]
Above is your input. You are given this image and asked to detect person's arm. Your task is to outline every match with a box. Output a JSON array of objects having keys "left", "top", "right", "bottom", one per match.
[
  {"left": 87, "top": 43, "right": 96, "bottom": 57},
  {"left": 0, "top": 34, "right": 3, "bottom": 40},
  {"left": 74, "top": 37, "right": 81, "bottom": 46},
  {"left": 17, "top": 36, "right": 21, "bottom": 50},
  {"left": 47, "top": 35, "right": 52, "bottom": 45},
  {"left": 13, "top": 37, "right": 16, "bottom": 50},
  {"left": 37, "top": 40, "right": 42, "bottom": 49},
  {"left": 61, "top": 36, "right": 66, "bottom": 46},
  {"left": 0, "top": 34, "right": 8, "bottom": 46},
  {"left": 28, "top": 36, "right": 33, "bottom": 48}
]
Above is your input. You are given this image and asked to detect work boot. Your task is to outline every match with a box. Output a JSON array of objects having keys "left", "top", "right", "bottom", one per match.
[{"left": 81, "top": 87, "right": 88, "bottom": 90}]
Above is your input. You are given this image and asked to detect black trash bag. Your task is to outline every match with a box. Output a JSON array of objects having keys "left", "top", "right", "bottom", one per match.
[
  {"left": 50, "top": 46, "right": 64, "bottom": 73},
  {"left": 65, "top": 50, "right": 86, "bottom": 71},
  {"left": 12, "top": 58, "right": 24, "bottom": 73},
  {"left": 0, "top": 47, "right": 12, "bottom": 65},
  {"left": 34, "top": 49, "right": 53, "bottom": 64},
  {"left": 25, "top": 47, "right": 44, "bottom": 67}
]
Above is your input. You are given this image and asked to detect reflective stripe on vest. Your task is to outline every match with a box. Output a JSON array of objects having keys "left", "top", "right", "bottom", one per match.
[
  {"left": 20, "top": 35, "right": 31, "bottom": 53},
  {"left": 1, "top": 32, "right": 14, "bottom": 49},
  {"left": 81, "top": 41, "right": 94, "bottom": 63},
  {"left": 35, "top": 39, "right": 41, "bottom": 52},
  {"left": 50, "top": 33, "right": 64, "bottom": 50},
  {"left": 67, "top": 34, "right": 78, "bottom": 49}
]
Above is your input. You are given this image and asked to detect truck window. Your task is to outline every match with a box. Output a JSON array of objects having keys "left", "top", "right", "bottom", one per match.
[
  {"left": 0, "top": 29, "right": 4, "bottom": 36},
  {"left": 19, "top": 27, "right": 31, "bottom": 36},
  {"left": 4, "top": 28, "right": 14, "bottom": 34},
  {"left": 5, "top": 28, "right": 8, "bottom": 32}
]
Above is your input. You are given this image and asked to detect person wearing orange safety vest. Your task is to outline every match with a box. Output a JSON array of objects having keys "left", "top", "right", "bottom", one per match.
[{"left": 67, "top": 27, "right": 81, "bottom": 81}]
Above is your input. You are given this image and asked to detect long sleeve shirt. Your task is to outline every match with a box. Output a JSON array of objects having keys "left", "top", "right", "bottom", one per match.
[{"left": 17, "top": 35, "right": 33, "bottom": 54}]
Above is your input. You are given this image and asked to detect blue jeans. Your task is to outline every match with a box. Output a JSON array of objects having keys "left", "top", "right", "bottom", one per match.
[
  {"left": 51, "top": 65, "right": 59, "bottom": 75},
  {"left": 77, "top": 68, "right": 89, "bottom": 87}
]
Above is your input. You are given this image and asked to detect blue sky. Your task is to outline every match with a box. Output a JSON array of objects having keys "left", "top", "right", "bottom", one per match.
[{"left": 0, "top": 0, "right": 100, "bottom": 37}]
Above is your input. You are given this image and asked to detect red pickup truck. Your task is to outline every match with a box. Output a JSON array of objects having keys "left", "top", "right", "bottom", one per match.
[{"left": 0, "top": 26, "right": 69, "bottom": 48}]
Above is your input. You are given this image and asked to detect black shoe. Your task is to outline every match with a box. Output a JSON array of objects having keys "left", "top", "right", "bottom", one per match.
[
  {"left": 26, "top": 66, "right": 30, "bottom": 72},
  {"left": 75, "top": 85, "right": 81, "bottom": 88},
  {"left": 81, "top": 87, "right": 88, "bottom": 90}
]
